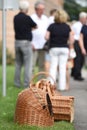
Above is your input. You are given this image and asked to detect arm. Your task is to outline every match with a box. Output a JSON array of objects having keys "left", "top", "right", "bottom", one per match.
[
  {"left": 45, "top": 31, "right": 50, "bottom": 41},
  {"left": 68, "top": 31, "right": 75, "bottom": 46},
  {"left": 68, "top": 31, "right": 77, "bottom": 59},
  {"left": 79, "top": 33, "right": 86, "bottom": 55},
  {"left": 29, "top": 16, "right": 38, "bottom": 30},
  {"left": 32, "top": 26, "right": 38, "bottom": 30}
]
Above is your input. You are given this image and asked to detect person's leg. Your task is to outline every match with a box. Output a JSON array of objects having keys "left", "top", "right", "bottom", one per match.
[
  {"left": 58, "top": 48, "right": 69, "bottom": 91},
  {"left": 21, "top": 43, "right": 33, "bottom": 87},
  {"left": 66, "top": 64, "right": 70, "bottom": 90},
  {"left": 72, "top": 41, "right": 84, "bottom": 79},
  {"left": 38, "top": 50, "right": 45, "bottom": 72},
  {"left": 49, "top": 48, "right": 58, "bottom": 84},
  {"left": 32, "top": 50, "right": 38, "bottom": 74},
  {"left": 66, "top": 59, "right": 74, "bottom": 90},
  {"left": 44, "top": 52, "right": 50, "bottom": 72},
  {"left": 71, "top": 42, "right": 77, "bottom": 77},
  {"left": 14, "top": 47, "right": 23, "bottom": 87},
  {"left": 80, "top": 52, "right": 85, "bottom": 75}
]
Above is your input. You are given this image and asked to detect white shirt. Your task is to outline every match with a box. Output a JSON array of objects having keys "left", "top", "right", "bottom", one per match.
[
  {"left": 31, "top": 13, "right": 48, "bottom": 49},
  {"left": 72, "top": 21, "right": 82, "bottom": 41},
  {"left": 48, "top": 16, "right": 54, "bottom": 25}
]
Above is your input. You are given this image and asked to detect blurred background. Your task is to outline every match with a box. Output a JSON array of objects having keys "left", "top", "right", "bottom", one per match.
[{"left": 0, "top": 0, "right": 87, "bottom": 59}]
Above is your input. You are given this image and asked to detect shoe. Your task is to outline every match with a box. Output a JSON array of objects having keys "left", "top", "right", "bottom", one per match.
[
  {"left": 74, "top": 77, "right": 85, "bottom": 81},
  {"left": 14, "top": 82, "right": 21, "bottom": 88},
  {"left": 14, "top": 85, "right": 21, "bottom": 88},
  {"left": 24, "top": 86, "right": 28, "bottom": 88}
]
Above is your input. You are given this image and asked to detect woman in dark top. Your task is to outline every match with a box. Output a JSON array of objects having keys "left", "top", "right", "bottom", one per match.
[
  {"left": 79, "top": 25, "right": 87, "bottom": 55},
  {"left": 45, "top": 9, "right": 74, "bottom": 91}
]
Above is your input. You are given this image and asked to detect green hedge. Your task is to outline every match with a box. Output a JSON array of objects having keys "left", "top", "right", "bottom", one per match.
[{"left": 0, "top": 42, "right": 14, "bottom": 65}]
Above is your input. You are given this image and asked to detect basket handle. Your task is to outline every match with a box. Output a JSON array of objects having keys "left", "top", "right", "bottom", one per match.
[{"left": 30, "top": 71, "right": 56, "bottom": 85}]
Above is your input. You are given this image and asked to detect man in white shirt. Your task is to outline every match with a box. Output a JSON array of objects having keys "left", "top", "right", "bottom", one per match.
[
  {"left": 48, "top": 9, "right": 57, "bottom": 25},
  {"left": 31, "top": 1, "right": 48, "bottom": 72},
  {"left": 71, "top": 12, "right": 87, "bottom": 81}
]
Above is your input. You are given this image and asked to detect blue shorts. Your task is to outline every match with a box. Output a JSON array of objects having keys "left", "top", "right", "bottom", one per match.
[{"left": 45, "top": 52, "right": 50, "bottom": 62}]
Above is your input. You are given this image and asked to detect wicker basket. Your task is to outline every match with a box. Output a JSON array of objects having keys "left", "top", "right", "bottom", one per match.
[
  {"left": 51, "top": 96, "right": 74, "bottom": 123},
  {"left": 30, "top": 72, "right": 61, "bottom": 97},
  {"left": 30, "top": 72, "right": 74, "bottom": 123},
  {"left": 14, "top": 86, "right": 54, "bottom": 127}
]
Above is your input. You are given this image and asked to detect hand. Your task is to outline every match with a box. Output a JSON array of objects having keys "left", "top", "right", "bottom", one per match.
[
  {"left": 69, "top": 49, "right": 76, "bottom": 59},
  {"left": 32, "top": 44, "right": 36, "bottom": 51},
  {"left": 81, "top": 48, "right": 86, "bottom": 55}
]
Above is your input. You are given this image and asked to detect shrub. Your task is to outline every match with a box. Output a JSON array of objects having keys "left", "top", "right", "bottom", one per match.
[
  {"left": 0, "top": 41, "right": 14, "bottom": 65},
  {"left": 64, "top": 0, "right": 87, "bottom": 20}
]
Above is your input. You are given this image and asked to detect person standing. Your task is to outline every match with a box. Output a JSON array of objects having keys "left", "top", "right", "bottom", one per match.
[
  {"left": 13, "top": 0, "right": 37, "bottom": 88},
  {"left": 71, "top": 12, "right": 87, "bottom": 81},
  {"left": 31, "top": 1, "right": 48, "bottom": 72},
  {"left": 45, "top": 9, "right": 74, "bottom": 91},
  {"left": 79, "top": 24, "right": 87, "bottom": 56},
  {"left": 45, "top": 9, "right": 57, "bottom": 72},
  {"left": 48, "top": 9, "right": 57, "bottom": 25}
]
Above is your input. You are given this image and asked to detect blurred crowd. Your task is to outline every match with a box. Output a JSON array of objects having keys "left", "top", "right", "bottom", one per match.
[{"left": 13, "top": 0, "right": 87, "bottom": 91}]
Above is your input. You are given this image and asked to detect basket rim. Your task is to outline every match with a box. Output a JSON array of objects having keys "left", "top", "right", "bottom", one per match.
[{"left": 30, "top": 72, "right": 56, "bottom": 85}]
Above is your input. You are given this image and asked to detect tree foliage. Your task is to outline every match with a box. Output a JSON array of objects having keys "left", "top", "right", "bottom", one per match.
[{"left": 64, "top": 0, "right": 87, "bottom": 20}]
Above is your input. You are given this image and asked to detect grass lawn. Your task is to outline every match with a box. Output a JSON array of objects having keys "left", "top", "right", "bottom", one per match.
[{"left": 0, "top": 66, "right": 75, "bottom": 130}]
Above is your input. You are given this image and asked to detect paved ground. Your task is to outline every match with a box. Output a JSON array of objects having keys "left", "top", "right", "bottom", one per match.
[{"left": 62, "top": 69, "right": 87, "bottom": 130}]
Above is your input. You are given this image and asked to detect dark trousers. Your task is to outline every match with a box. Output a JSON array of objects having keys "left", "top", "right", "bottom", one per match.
[{"left": 71, "top": 40, "right": 84, "bottom": 78}]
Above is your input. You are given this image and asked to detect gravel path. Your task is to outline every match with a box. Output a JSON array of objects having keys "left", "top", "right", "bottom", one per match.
[{"left": 61, "top": 69, "right": 87, "bottom": 130}]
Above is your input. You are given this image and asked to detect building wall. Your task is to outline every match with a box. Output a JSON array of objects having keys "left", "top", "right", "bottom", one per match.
[
  {"left": 44, "top": 0, "right": 64, "bottom": 15},
  {"left": 0, "top": 0, "right": 64, "bottom": 55}
]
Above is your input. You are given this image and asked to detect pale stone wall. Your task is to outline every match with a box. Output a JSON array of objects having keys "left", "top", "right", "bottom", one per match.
[
  {"left": 0, "top": 0, "right": 36, "bottom": 55},
  {"left": 45, "top": 0, "right": 64, "bottom": 15},
  {"left": 0, "top": 0, "right": 64, "bottom": 55}
]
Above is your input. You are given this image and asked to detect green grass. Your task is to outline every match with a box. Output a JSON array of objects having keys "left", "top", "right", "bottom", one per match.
[{"left": 0, "top": 66, "right": 75, "bottom": 130}]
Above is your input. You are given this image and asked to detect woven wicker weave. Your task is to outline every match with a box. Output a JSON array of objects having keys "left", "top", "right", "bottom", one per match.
[
  {"left": 51, "top": 96, "right": 74, "bottom": 122},
  {"left": 30, "top": 72, "right": 61, "bottom": 97},
  {"left": 14, "top": 86, "right": 54, "bottom": 127},
  {"left": 30, "top": 72, "right": 74, "bottom": 123}
]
